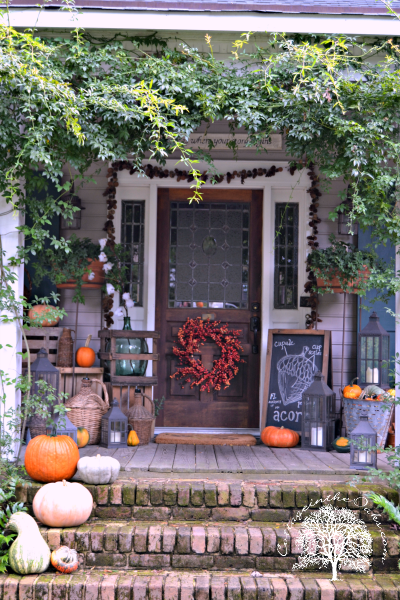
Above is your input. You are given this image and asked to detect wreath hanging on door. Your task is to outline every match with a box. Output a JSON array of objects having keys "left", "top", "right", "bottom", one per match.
[{"left": 171, "top": 317, "right": 244, "bottom": 393}]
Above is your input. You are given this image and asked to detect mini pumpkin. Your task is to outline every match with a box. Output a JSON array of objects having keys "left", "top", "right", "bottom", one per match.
[
  {"left": 343, "top": 378, "right": 362, "bottom": 399},
  {"left": 77, "top": 427, "right": 90, "bottom": 448},
  {"left": 25, "top": 434, "right": 80, "bottom": 483},
  {"left": 51, "top": 546, "right": 79, "bottom": 574},
  {"left": 127, "top": 429, "right": 140, "bottom": 446},
  {"left": 261, "top": 426, "right": 299, "bottom": 448},
  {"left": 332, "top": 436, "right": 350, "bottom": 453},
  {"left": 387, "top": 389, "right": 396, "bottom": 397},
  {"left": 33, "top": 479, "right": 93, "bottom": 527},
  {"left": 76, "top": 334, "right": 96, "bottom": 368}
]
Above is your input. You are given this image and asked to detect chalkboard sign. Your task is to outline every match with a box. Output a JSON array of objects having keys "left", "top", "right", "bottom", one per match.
[{"left": 261, "top": 329, "right": 331, "bottom": 433}]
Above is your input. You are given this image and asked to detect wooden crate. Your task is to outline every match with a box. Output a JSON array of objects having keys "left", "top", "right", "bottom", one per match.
[
  {"left": 56, "top": 367, "right": 104, "bottom": 400},
  {"left": 22, "top": 327, "right": 62, "bottom": 368}
]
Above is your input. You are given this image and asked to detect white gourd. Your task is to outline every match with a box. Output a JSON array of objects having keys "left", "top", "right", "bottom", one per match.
[
  {"left": 7, "top": 512, "right": 50, "bottom": 575},
  {"left": 75, "top": 454, "right": 120, "bottom": 484}
]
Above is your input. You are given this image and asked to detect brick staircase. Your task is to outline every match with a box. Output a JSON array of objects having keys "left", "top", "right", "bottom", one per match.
[{"left": 7, "top": 477, "right": 400, "bottom": 599}]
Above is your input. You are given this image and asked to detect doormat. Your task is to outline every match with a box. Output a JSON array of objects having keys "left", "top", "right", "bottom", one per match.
[{"left": 155, "top": 433, "right": 257, "bottom": 446}]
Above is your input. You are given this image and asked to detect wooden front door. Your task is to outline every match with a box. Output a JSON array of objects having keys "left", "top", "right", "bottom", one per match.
[{"left": 155, "top": 188, "right": 262, "bottom": 428}]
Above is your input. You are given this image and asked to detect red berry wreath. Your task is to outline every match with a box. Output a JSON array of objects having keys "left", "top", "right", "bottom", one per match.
[{"left": 171, "top": 317, "right": 244, "bottom": 393}]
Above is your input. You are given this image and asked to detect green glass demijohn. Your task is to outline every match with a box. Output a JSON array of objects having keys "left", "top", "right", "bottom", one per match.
[{"left": 105, "top": 317, "right": 148, "bottom": 377}]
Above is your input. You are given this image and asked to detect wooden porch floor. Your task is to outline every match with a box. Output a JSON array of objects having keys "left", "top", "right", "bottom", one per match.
[{"left": 76, "top": 443, "right": 391, "bottom": 479}]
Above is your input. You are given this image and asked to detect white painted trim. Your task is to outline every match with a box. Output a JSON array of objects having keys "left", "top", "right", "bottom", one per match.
[
  {"left": 115, "top": 159, "right": 311, "bottom": 429},
  {"left": 3, "top": 9, "right": 399, "bottom": 35}
]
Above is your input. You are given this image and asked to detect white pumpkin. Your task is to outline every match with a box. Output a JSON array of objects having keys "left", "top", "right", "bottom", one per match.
[
  {"left": 33, "top": 479, "right": 93, "bottom": 527},
  {"left": 75, "top": 454, "right": 120, "bottom": 484},
  {"left": 7, "top": 512, "right": 51, "bottom": 575}
]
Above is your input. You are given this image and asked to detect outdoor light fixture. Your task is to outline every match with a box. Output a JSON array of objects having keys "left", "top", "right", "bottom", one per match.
[
  {"left": 301, "top": 371, "right": 336, "bottom": 452},
  {"left": 338, "top": 188, "right": 358, "bottom": 236},
  {"left": 49, "top": 412, "right": 78, "bottom": 444},
  {"left": 100, "top": 398, "right": 128, "bottom": 448},
  {"left": 60, "top": 183, "right": 85, "bottom": 230},
  {"left": 358, "top": 312, "right": 390, "bottom": 389},
  {"left": 29, "top": 347, "right": 60, "bottom": 399},
  {"left": 349, "top": 410, "right": 377, "bottom": 470}
]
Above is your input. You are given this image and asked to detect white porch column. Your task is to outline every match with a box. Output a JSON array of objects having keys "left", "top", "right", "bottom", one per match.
[
  {"left": 0, "top": 197, "right": 24, "bottom": 458},
  {"left": 395, "top": 248, "right": 400, "bottom": 447}
]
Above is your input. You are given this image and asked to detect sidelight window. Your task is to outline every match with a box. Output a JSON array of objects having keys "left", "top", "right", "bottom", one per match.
[
  {"left": 121, "top": 201, "right": 145, "bottom": 306},
  {"left": 274, "top": 203, "right": 299, "bottom": 309}
]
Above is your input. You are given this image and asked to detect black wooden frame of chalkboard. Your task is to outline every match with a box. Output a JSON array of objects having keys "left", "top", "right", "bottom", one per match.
[{"left": 261, "top": 329, "right": 331, "bottom": 432}]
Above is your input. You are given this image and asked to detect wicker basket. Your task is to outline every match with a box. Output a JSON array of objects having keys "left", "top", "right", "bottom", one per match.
[
  {"left": 127, "top": 398, "right": 155, "bottom": 446},
  {"left": 65, "top": 378, "right": 109, "bottom": 444},
  {"left": 342, "top": 394, "right": 394, "bottom": 450}
]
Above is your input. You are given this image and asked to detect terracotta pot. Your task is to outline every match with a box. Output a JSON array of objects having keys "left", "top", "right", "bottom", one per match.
[
  {"left": 28, "top": 305, "right": 60, "bottom": 327},
  {"left": 56, "top": 259, "right": 105, "bottom": 290},
  {"left": 316, "top": 267, "right": 370, "bottom": 294}
]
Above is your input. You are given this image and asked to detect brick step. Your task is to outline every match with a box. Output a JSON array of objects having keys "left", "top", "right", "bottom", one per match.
[
  {"left": 40, "top": 520, "right": 399, "bottom": 573},
  {"left": 18, "top": 479, "right": 398, "bottom": 523},
  {"left": 3, "top": 570, "right": 400, "bottom": 600}
]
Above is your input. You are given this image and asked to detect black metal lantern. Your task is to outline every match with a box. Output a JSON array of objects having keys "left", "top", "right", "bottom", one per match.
[
  {"left": 338, "top": 188, "right": 358, "bottom": 236},
  {"left": 301, "top": 372, "right": 336, "bottom": 452},
  {"left": 349, "top": 410, "right": 377, "bottom": 470},
  {"left": 29, "top": 347, "right": 60, "bottom": 399},
  {"left": 100, "top": 398, "right": 128, "bottom": 448},
  {"left": 358, "top": 312, "right": 390, "bottom": 389},
  {"left": 49, "top": 412, "right": 78, "bottom": 444},
  {"left": 60, "top": 184, "right": 85, "bottom": 230}
]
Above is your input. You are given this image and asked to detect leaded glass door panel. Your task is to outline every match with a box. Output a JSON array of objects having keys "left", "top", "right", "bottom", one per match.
[{"left": 155, "top": 188, "right": 262, "bottom": 428}]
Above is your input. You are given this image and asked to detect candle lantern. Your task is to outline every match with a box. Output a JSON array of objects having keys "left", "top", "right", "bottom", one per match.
[
  {"left": 338, "top": 190, "right": 358, "bottom": 236},
  {"left": 28, "top": 347, "right": 60, "bottom": 405},
  {"left": 349, "top": 410, "right": 377, "bottom": 470},
  {"left": 358, "top": 312, "right": 390, "bottom": 389},
  {"left": 301, "top": 371, "right": 336, "bottom": 452},
  {"left": 60, "top": 183, "right": 84, "bottom": 230},
  {"left": 48, "top": 412, "right": 78, "bottom": 444},
  {"left": 100, "top": 398, "right": 128, "bottom": 448}
]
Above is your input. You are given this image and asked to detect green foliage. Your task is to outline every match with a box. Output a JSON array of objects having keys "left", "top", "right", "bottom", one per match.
[
  {"left": 0, "top": 479, "right": 26, "bottom": 573},
  {"left": 368, "top": 493, "right": 400, "bottom": 525}
]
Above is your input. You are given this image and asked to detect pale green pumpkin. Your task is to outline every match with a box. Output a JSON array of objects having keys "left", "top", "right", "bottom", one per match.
[{"left": 7, "top": 512, "right": 51, "bottom": 575}]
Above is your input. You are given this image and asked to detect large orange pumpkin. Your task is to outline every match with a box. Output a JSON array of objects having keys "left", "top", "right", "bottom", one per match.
[
  {"left": 343, "top": 378, "right": 362, "bottom": 399},
  {"left": 24, "top": 434, "right": 80, "bottom": 483},
  {"left": 76, "top": 334, "right": 96, "bottom": 368},
  {"left": 261, "top": 426, "right": 299, "bottom": 448}
]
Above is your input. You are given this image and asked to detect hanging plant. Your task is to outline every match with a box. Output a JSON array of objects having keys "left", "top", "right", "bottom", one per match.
[{"left": 170, "top": 317, "right": 244, "bottom": 393}]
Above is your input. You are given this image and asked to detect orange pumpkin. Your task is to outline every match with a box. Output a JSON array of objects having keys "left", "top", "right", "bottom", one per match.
[
  {"left": 24, "top": 434, "right": 80, "bottom": 483},
  {"left": 77, "top": 427, "right": 90, "bottom": 448},
  {"left": 51, "top": 546, "right": 79, "bottom": 574},
  {"left": 261, "top": 426, "right": 299, "bottom": 448},
  {"left": 76, "top": 334, "right": 96, "bottom": 368},
  {"left": 343, "top": 378, "right": 362, "bottom": 399}
]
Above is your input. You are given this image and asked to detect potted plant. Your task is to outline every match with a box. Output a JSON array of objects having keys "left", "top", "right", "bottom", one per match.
[{"left": 308, "top": 235, "right": 375, "bottom": 295}]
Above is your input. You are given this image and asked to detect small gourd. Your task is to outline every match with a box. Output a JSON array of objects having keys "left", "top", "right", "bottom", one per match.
[
  {"left": 77, "top": 427, "right": 90, "bottom": 448},
  {"left": 7, "top": 512, "right": 51, "bottom": 575},
  {"left": 74, "top": 454, "right": 120, "bottom": 484},
  {"left": 343, "top": 378, "right": 362, "bottom": 399},
  {"left": 332, "top": 436, "right": 350, "bottom": 453},
  {"left": 51, "top": 546, "right": 79, "bottom": 573},
  {"left": 363, "top": 385, "right": 384, "bottom": 398},
  {"left": 127, "top": 429, "right": 140, "bottom": 446},
  {"left": 387, "top": 389, "right": 396, "bottom": 397}
]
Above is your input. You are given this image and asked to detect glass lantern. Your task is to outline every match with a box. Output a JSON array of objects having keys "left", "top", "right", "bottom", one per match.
[
  {"left": 100, "top": 398, "right": 128, "bottom": 448},
  {"left": 104, "top": 317, "right": 148, "bottom": 379},
  {"left": 358, "top": 312, "right": 390, "bottom": 389},
  {"left": 338, "top": 191, "right": 358, "bottom": 236},
  {"left": 49, "top": 412, "right": 78, "bottom": 444},
  {"left": 350, "top": 410, "right": 377, "bottom": 470},
  {"left": 301, "top": 372, "right": 336, "bottom": 452},
  {"left": 60, "top": 184, "right": 84, "bottom": 230},
  {"left": 28, "top": 347, "right": 60, "bottom": 403}
]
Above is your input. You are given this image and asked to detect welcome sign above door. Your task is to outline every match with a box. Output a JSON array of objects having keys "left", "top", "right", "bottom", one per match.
[{"left": 187, "top": 133, "right": 283, "bottom": 151}]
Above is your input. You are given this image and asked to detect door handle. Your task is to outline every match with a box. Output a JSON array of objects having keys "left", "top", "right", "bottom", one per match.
[{"left": 250, "top": 316, "right": 260, "bottom": 354}]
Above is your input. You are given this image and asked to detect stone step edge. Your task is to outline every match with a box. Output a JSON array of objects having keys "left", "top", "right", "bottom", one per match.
[
  {"left": 17, "top": 480, "right": 398, "bottom": 514},
  {"left": 2, "top": 570, "right": 400, "bottom": 600}
]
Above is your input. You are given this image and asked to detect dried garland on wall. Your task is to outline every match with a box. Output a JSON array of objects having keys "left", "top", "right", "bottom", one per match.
[
  {"left": 171, "top": 317, "right": 245, "bottom": 392},
  {"left": 102, "top": 160, "right": 322, "bottom": 329}
]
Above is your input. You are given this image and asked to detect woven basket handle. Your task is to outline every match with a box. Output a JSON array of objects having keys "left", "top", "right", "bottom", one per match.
[
  {"left": 90, "top": 379, "right": 109, "bottom": 411},
  {"left": 142, "top": 392, "right": 155, "bottom": 417}
]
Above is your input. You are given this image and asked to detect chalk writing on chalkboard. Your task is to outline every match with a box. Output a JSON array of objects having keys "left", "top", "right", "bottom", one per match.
[
  {"left": 277, "top": 344, "right": 320, "bottom": 406},
  {"left": 262, "top": 330, "right": 331, "bottom": 433}
]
